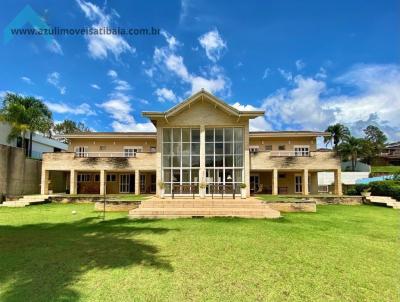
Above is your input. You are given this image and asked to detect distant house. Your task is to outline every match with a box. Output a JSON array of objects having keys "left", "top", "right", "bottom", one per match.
[
  {"left": 0, "top": 122, "right": 67, "bottom": 159},
  {"left": 0, "top": 122, "right": 67, "bottom": 197},
  {"left": 378, "top": 142, "right": 400, "bottom": 165}
]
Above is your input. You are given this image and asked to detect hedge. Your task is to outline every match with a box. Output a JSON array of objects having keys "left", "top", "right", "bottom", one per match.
[{"left": 349, "top": 180, "right": 400, "bottom": 201}]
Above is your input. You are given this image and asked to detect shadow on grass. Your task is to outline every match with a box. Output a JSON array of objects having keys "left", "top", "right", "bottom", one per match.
[{"left": 0, "top": 217, "right": 175, "bottom": 302}]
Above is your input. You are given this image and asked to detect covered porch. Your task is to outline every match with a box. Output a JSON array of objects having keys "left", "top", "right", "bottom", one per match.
[
  {"left": 250, "top": 168, "right": 342, "bottom": 196},
  {"left": 41, "top": 169, "right": 156, "bottom": 196}
]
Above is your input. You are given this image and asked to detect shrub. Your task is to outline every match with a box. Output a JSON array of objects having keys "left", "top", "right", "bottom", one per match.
[{"left": 354, "top": 180, "right": 400, "bottom": 201}]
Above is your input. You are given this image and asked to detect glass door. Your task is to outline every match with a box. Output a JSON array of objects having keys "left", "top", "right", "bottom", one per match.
[
  {"left": 295, "top": 175, "right": 303, "bottom": 193},
  {"left": 250, "top": 175, "right": 259, "bottom": 193},
  {"left": 119, "top": 174, "right": 130, "bottom": 193}
]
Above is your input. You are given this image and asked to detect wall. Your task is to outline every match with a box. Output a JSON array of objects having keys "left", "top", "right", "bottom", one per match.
[
  {"left": 249, "top": 137, "right": 317, "bottom": 151},
  {"left": 68, "top": 138, "right": 157, "bottom": 153},
  {"left": 0, "top": 144, "right": 42, "bottom": 196},
  {"left": 318, "top": 172, "right": 370, "bottom": 185}
]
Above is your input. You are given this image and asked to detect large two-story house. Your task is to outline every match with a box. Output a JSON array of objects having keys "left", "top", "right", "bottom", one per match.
[{"left": 41, "top": 90, "right": 342, "bottom": 197}]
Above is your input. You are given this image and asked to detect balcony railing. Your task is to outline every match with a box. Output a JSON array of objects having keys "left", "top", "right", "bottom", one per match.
[
  {"left": 270, "top": 151, "right": 310, "bottom": 157},
  {"left": 75, "top": 151, "right": 155, "bottom": 158}
]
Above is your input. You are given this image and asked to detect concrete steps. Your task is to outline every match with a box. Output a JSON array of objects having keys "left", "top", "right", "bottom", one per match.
[
  {"left": 0, "top": 195, "right": 50, "bottom": 208},
  {"left": 129, "top": 198, "right": 281, "bottom": 219},
  {"left": 365, "top": 196, "right": 400, "bottom": 209}
]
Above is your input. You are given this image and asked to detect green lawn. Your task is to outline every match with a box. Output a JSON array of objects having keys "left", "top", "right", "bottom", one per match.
[
  {"left": 0, "top": 204, "right": 398, "bottom": 301},
  {"left": 371, "top": 165, "right": 400, "bottom": 173}
]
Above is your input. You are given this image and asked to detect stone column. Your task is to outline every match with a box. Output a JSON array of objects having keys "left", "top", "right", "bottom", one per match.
[
  {"left": 303, "top": 169, "right": 309, "bottom": 195},
  {"left": 272, "top": 169, "right": 278, "bottom": 195},
  {"left": 41, "top": 169, "right": 49, "bottom": 195},
  {"left": 199, "top": 125, "right": 206, "bottom": 186},
  {"left": 244, "top": 123, "right": 250, "bottom": 197},
  {"left": 334, "top": 169, "right": 342, "bottom": 196},
  {"left": 156, "top": 128, "right": 162, "bottom": 197},
  {"left": 135, "top": 169, "right": 140, "bottom": 195},
  {"left": 100, "top": 170, "right": 105, "bottom": 195},
  {"left": 70, "top": 169, "right": 77, "bottom": 195}
]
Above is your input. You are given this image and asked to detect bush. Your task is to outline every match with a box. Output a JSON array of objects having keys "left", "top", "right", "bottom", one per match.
[{"left": 353, "top": 180, "right": 400, "bottom": 201}]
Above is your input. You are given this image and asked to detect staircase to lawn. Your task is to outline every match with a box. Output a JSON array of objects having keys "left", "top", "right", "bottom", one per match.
[
  {"left": 365, "top": 196, "right": 400, "bottom": 209},
  {"left": 1, "top": 195, "right": 50, "bottom": 208},
  {"left": 129, "top": 197, "right": 281, "bottom": 219}
]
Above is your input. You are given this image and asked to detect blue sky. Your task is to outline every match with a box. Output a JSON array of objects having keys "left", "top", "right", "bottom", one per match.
[{"left": 1, "top": 0, "right": 399, "bottom": 141}]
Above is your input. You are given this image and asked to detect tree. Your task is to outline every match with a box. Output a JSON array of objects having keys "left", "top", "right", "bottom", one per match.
[
  {"left": 324, "top": 123, "right": 350, "bottom": 150},
  {"left": 337, "top": 136, "right": 365, "bottom": 171},
  {"left": 0, "top": 93, "right": 52, "bottom": 156},
  {"left": 361, "top": 125, "right": 388, "bottom": 164},
  {"left": 53, "top": 119, "right": 90, "bottom": 143}
]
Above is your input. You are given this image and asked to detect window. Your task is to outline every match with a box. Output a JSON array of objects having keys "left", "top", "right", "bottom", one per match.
[
  {"left": 94, "top": 175, "right": 100, "bottom": 182},
  {"left": 295, "top": 175, "right": 303, "bottom": 193},
  {"left": 294, "top": 145, "right": 310, "bottom": 156},
  {"left": 265, "top": 145, "right": 272, "bottom": 151},
  {"left": 106, "top": 174, "right": 116, "bottom": 182},
  {"left": 162, "top": 128, "right": 200, "bottom": 194},
  {"left": 124, "top": 146, "right": 142, "bottom": 157},
  {"left": 140, "top": 175, "right": 146, "bottom": 192},
  {"left": 278, "top": 173, "right": 286, "bottom": 179},
  {"left": 75, "top": 146, "right": 88, "bottom": 157},
  {"left": 205, "top": 127, "right": 244, "bottom": 194},
  {"left": 278, "top": 145, "right": 286, "bottom": 151},
  {"left": 150, "top": 146, "right": 156, "bottom": 152},
  {"left": 249, "top": 145, "right": 259, "bottom": 153},
  {"left": 77, "top": 174, "right": 91, "bottom": 182},
  {"left": 99, "top": 145, "right": 107, "bottom": 151}
]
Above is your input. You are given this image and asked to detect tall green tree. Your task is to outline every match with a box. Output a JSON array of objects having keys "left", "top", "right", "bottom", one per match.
[
  {"left": 0, "top": 93, "right": 52, "bottom": 156},
  {"left": 337, "top": 136, "right": 365, "bottom": 171},
  {"left": 53, "top": 119, "right": 90, "bottom": 143},
  {"left": 324, "top": 123, "right": 350, "bottom": 150},
  {"left": 361, "top": 125, "right": 388, "bottom": 164}
]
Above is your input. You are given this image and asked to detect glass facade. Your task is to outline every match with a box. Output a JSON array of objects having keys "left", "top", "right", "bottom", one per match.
[
  {"left": 205, "top": 128, "right": 243, "bottom": 194},
  {"left": 162, "top": 126, "right": 244, "bottom": 195},
  {"left": 162, "top": 128, "right": 200, "bottom": 194}
]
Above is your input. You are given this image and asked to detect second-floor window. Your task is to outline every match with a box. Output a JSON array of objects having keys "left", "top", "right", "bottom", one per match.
[
  {"left": 265, "top": 145, "right": 272, "bottom": 151},
  {"left": 75, "top": 146, "right": 88, "bottom": 157},
  {"left": 294, "top": 145, "right": 310, "bottom": 156},
  {"left": 124, "top": 146, "right": 142, "bottom": 157},
  {"left": 278, "top": 145, "right": 286, "bottom": 151}
]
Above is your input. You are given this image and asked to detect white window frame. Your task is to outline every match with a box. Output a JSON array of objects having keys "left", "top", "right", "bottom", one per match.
[
  {"left": 123, "top": 146, "right": 142, "bottom": 157},
  {"left": 294, "top": 145, "right": 310, "bottom": 156},
  {"left": 75, "top": 146, "right": 88, "bottom": 157},
  {"left": 77, "top": 174, "right": 91, "bottom": 182},
  {"left": 106, "top": 174, "right": 117, "bottom": 182},
  {"left": 119, "top": 174, "right": 131, "bottom": 193},
  {"left": 249, "top": 145, "right": 260, "bottom": 153}
]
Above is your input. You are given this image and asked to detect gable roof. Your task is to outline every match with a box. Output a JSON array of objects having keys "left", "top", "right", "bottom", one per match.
[{"left": 142, "top": 89, "right": 264, "bottom": 120}]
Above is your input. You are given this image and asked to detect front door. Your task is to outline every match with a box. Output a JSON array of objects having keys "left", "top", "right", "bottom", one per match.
[
  {"left": 295, "top": 175, "right": 303, "bottom": 193},
  {"left": 250, "top": 175, "right": 259, "bottom": 193},
  {"left": 120, "top": 174, "right": 135, "bottom": 193}
]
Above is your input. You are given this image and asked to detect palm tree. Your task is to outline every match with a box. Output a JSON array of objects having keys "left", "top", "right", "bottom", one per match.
[
  {"left": 0, "top": 93, "right": 52, "bottom": 156},
  {"left": 324, "top": 123, "right": 350, "bottom": 150},
  {"left": 337, "top": 136, "right": 364, "bottom": 171}
]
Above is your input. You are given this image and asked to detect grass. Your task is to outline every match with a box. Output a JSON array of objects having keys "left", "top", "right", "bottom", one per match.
[
  {"left": 371, "top": 165, "right": 400, "bottom": 173},
  {"left": 0, "top": 204, "right": 398, "bottom": 301},
  {"left": 256, "top": 194, "right": 346, "bottom": 202}
]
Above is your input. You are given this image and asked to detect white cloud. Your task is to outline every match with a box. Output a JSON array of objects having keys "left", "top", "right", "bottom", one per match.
[
  {"left": 98, "top": 72, "right": 154, "bottom": 132},
  {"left": 76, "top": 0, "right": 134, "bottom": 60},
  {"left": 47, "top": 39, "right": 63, "bottom": 55},
  {"left": 150, "top": 31, "right": 231, "bottom": 96},
  {"left": 107, "top": 69, "right": 118, "bottom": 78},
  {"left": 91, "top": 84, "right": 101, "bottom": 89},
  {"left": 231, "top": 102, "right": 272, "bottom": 131},
  {"left": 261, "top": 64, "right": 400, "bottom": 141},
  {"left": 198, "top": 29, "right": 227, "bottom": 62},
  {"left": 161, "top": 30, "right": 180, "bottom": 50},
  {"left": 155, "top": 88, "right": 177, "bottom": 102},
  {"left": 277, "top": 68, "right": 293, "bottom": 81},
  {"left": 45, "top": 101, "right": 95, "bottom": 115},
  {"left": 21, "top": 76, "right": 33, "bottom": 85},
  {"left": 47, "top": 72, "right": 66, "bottom": 95},
  {"left": 262, "top": 68, "right": 270, "bottom": 80},
  {"left": 295, "top": 59, "right": 306, "bottom": 71}
]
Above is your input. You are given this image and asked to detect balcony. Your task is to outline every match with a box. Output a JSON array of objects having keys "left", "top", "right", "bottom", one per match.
[
  {"left": 75, "top": 151, "right": 155, "bottom": 158},
  {"left": 250, "top": 151, "right": 340, "bottom": 170},
  {"left": 42, "top": 151, "right": 157, "bottom": 171}
]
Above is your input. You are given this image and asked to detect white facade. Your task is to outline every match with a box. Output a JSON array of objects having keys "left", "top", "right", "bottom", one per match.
[{"left": 0, "top": 122, "right": 67, "bottom": 159}]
